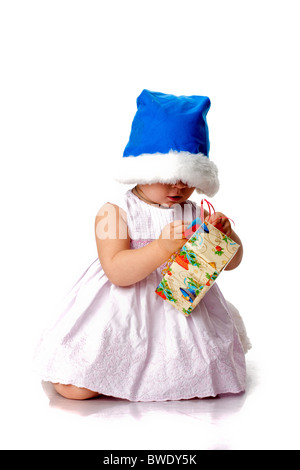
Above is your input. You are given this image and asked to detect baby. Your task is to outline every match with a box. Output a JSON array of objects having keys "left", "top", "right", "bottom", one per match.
[{"left": 35, "top": 90, "right": 250, "bottom": 401}]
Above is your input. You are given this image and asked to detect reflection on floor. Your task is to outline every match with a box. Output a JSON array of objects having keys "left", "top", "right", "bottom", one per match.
[{"left": 3, "top": 354, "right": 300, "bottom": 450}]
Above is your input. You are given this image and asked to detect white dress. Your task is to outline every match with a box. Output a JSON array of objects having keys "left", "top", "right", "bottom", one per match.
[{"left": 34, "top": 190, "right": 251, "bottom": 402}]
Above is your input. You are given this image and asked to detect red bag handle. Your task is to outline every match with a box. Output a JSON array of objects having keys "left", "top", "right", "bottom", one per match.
[{"left": 185, "top": 199, "right": 235, "bottom": 238}]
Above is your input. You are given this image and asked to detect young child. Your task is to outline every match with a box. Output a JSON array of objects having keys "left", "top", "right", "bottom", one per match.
[{"left": 35, "top": 90, "right": 251, "bottom": 401}]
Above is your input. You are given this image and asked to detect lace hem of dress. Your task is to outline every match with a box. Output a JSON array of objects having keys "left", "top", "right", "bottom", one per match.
[{"left": 41, "top": 374, "right": 245, "bottom": 402}]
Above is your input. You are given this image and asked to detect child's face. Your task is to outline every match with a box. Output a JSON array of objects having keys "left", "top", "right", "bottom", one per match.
[{"left": 138, "top": 182, "right": 195, "bottom": 207}]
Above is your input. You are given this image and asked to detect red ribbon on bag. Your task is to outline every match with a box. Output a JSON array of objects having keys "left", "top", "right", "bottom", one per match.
[
  {"left": 184, "top": 199, "right": 235, "bottom": 238},
  {"left": 200, "top": 198, "right": 214, "bottom": 225}
]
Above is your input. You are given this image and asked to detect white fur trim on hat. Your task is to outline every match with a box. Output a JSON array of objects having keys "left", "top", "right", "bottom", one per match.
[{"left": 114, "top": 151, "right": 219, "bottom": 197}]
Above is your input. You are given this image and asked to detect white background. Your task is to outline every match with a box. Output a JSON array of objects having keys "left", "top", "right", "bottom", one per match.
[{"left": 1, "top": 0, "right": 299, "bottom": 450}]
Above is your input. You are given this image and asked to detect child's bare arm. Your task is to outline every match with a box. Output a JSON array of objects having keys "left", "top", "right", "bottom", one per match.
[
  {"left": 95, "top": 203, "right": 188, "bottom": 287},
  {"left": 224, "top": 229, "right": 243, "bottom": 270}
]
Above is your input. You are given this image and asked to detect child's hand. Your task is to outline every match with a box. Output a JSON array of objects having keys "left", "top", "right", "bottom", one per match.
[
  {"left": 206, "top": 212, "right": 232, "bottom": 236},
  {"left": 158, "top": 220, "right": 189, "bottom": 256}
]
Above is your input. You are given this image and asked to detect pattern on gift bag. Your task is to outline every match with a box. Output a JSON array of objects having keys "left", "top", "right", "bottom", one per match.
[
  {"left": 175, "top": 246, "right": 200, "bottom": 270},
  {"left": 155, "top": 221, "right": 239, "bottom": 317}
]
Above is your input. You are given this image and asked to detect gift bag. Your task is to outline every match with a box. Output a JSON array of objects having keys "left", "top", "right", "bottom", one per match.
[{"left": 155, "top": 202, "right": 240, "bottom": 317}]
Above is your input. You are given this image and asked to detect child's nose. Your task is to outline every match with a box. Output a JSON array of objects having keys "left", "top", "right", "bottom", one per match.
[{"left": 172, "top": 181, "right": 188, "bottom": 189}]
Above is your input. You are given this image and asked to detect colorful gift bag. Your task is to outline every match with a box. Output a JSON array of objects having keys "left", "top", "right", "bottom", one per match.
[{"left": 155, "top": 219, "right": 240, "bottom": 317}]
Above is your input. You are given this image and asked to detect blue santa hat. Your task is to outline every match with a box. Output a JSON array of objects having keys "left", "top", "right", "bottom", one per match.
[{"left": 114, "top": 89, "right": 219, "bottom": 197}]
